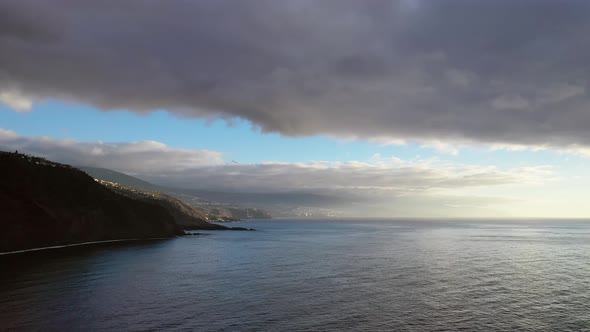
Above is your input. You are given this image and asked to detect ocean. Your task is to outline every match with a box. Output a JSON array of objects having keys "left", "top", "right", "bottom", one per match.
[{"left": 1, "top": 219, "right": 589, "bottom": 331}]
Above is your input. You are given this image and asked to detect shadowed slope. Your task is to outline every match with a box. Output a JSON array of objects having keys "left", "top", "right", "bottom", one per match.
[{"left": 0, "top": 152, "right": 233, "bottom": 252}]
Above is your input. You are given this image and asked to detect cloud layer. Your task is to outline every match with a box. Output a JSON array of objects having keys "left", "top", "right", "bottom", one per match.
[
  {"left": 148, "top": 161, "right": 549, "bottom": 196},
  {"left": 0, "top": 129, "right": 223, "bottom": 173},
  {"left": 2, "top": 1, "right": 590, "bottom": 149},
  {"left": 1, "top": 129, "right": 554, "bottom": 216}
]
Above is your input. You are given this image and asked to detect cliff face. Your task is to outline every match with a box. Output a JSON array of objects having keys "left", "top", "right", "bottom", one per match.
[
  {"left": 96, "top": 180, "right": 228, "bottom": 230},
  {"left": 0, "top": 152, "right": 224, "bottom": 252},
  {"left": 152, "top": 195, "right": 219, "bottom": 229},
  {"left": 78, "top": 167, "right": 272, "bottom": 220}
]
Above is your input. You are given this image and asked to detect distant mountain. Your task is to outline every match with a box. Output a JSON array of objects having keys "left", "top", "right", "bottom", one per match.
[
  {"left": 80, "top": 166, "right": 162, "bottom": 192},
  {"left": 81, "top": 167, "right": 338, "bottom": 218},
  {"left": 80, "top": 167, "right": 273, "bottom": 220},
  {"left": 175, "top": 189, "right": 343, "bottom": 208},
  {"left": 0, "top": 152, "right": 233, "bottom": 253},
  {"left": 95, "top": 179, "right": 219, "bottom": 229},
  {"left": 172, "top": 188, "right": 344, "bottom": 217}
]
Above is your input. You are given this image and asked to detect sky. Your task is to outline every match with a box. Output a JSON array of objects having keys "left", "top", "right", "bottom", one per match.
[{"left": 1, "top": 0, "right": 590, "bottom": 218}]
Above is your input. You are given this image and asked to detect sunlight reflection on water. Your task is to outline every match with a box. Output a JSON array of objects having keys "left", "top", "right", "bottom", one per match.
[{"left": 1, "top": 219, "right": 589, "bottom": 331}]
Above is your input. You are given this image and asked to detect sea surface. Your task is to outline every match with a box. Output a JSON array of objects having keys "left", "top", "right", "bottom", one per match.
[{"left": 1, "top": 219, "right": 590, "bottom": 331}]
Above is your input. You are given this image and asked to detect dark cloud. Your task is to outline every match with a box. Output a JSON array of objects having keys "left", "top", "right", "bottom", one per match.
[{"left": 2, "top": 0, "right": 590, "bottom": 148}]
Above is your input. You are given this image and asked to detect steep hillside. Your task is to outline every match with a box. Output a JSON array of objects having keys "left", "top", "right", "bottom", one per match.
[
  {"left": 0, "top": 152, "right": 234, "bottom": 252},
  {"left": 97, "top": 180, "right": 227, "bottom": 230},
  {"left": 80, "top": 166, "right": 162, "bottom": 192},
  {"left": 80, "top": 166, "right": 273, "bottom": 220}
]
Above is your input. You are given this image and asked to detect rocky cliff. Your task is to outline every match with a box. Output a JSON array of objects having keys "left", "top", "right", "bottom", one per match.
[
  {"left": 79, "top": 167, "right": 273, "bottom": 221},
  {"left": 96, "top": 179, "right": 228, "bottom": 230},
  {"left": 0, "top": 152, "right": 231, "bottom": 252}
]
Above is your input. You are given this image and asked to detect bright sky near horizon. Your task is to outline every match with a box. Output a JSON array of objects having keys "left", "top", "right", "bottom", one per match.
[
  {"left": 2, "top": 0, "right": 590, "bottom": 218},
  {"left": 3, "top": 102, "right": 589, "bottom": 218}
]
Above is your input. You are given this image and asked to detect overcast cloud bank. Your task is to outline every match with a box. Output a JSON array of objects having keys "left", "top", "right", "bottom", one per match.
[{"left": 1, "top": 1, "right": 590, "bottom": 151}]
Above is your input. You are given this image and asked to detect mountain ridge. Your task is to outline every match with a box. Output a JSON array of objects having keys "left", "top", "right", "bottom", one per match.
[{"left": 79, "top": 166, "right": 272, "bottom": 220}]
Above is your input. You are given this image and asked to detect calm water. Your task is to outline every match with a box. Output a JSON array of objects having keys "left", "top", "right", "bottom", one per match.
[{"left": 1, "top": 219, "right": 590, "bottom": 331}]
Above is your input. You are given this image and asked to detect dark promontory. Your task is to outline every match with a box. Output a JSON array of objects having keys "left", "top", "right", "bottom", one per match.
[{"left": 0, "top": 151, "right": 235, "bottom": 253}]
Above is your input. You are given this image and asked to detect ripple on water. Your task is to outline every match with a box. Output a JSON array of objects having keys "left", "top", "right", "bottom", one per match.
[{"left": 1, "top": 219, "right": 589, "bottom": 331}]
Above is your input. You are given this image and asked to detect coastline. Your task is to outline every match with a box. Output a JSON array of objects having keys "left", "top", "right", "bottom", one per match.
[{"left": 0, "top": 237, "right": 171, "bottom": 256}]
